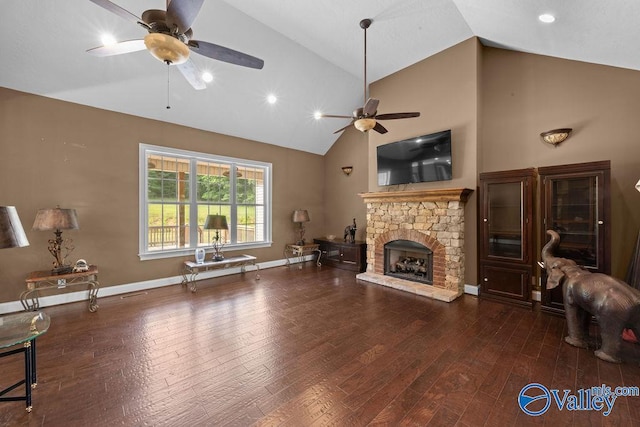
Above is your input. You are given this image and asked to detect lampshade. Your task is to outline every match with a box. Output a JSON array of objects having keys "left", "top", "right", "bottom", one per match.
[
  {"left": 204, "top": 214, "right": 228, "bottom": 230},
  {"left": 540, "top": 128, "right": 572, "bottom": 146},
  {"left": 0, "top": 206, "right": 29, "bottom": 249},
  {"left": 32, "top": 207, "right": 79, "bottom": 231},
  {"left": 354, "top": 118, "right": 376, "bottom": 132},
  {"left": 143, "top": 33, "right": 190, "bottom": 65},
  {"left": 292, "top": 210, "right": 310, "bottom": 223}
]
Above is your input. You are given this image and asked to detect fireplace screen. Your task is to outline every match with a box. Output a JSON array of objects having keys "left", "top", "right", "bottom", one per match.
[{"left": 384, "top": 239, "right": 433, "bottom": 285}]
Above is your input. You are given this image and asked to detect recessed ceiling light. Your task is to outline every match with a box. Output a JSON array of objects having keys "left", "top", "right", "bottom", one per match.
[
  {"left": 538, "top": 14, "right": 555, "bottom": 23},
  {"left": 313, "top": 111, "right": 322, "bottom": 120},
  {"left": 201, "top": 72, "right": 213, "bottom": 83},
  {"left": 267, "top": 94, "right": 277, "bottom": 104},
  {"left": 100, "top": 33, "right": 117, "bottom": 46}
]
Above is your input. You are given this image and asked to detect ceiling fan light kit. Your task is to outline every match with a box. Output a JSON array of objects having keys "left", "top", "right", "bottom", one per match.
[
  {"left": 354, "top": 118, "right": 376, "bottom": 132},
  {"left": 320, "top": 18, "right": 420, "bottom": 135},
  {"left": 144, "top": 33, "right": 190, "bottom": 64}
]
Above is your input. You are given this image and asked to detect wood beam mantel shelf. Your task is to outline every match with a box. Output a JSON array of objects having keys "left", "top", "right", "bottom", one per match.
[{"left": 359, "top": 188, "right": 473, "bottom": 204}]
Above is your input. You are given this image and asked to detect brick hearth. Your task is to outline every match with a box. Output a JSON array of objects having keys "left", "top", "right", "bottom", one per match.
[{"left": 357, "top": 188, "right": 472, "bottom": 302}]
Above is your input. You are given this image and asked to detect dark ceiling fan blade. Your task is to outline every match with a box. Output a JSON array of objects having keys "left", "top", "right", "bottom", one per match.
[
  {"left": 176, "top": 59, "right": 206, "bottom": 90},
  {"left": 320, "top": 114, "right": 353, "bottom": 119},
  {"left": 188, "top": 40, "right": 264, "bottom": 69},
  {"left": 373, "top": 122, "right": 388, "bottom": 134},
  {"left": 375, "top": 112, "right": 421, "bottom": 120},
  {"left": 166, "top": 0, "right": 204, "bottom": 34},
  {"left": 363, "top": 98, "right": 379, "bottom": 116},
  {"left": 86, "top": 39, "right": 146, "bottom": 56},
  {"left": 333, "top": 122, "right": 355, "bottom": 134},
  {"left": 89, "top": 0, "right": 149, "bottom": 29}
]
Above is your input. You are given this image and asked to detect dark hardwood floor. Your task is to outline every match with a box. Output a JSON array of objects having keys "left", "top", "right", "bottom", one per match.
[{"left": 1, "top": 264, "right": 639, "bottom": 426}]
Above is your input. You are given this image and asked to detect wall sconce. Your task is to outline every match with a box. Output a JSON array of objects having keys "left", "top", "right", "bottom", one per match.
[
  {"left": 341, "top": 166, "right": 353, "bottom": 176},
  {"left": 635, "top": 179, "right": 640, "bottom": 193},
  {"left": 540, "top": 128, "right": 572, "bottom": 146}
]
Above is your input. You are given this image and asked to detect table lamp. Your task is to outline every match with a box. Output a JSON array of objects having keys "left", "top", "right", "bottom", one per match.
[
  {"left": 292, "top": 209, "right": 310, "bottom": 245},
  {"left": 0, "top": 206, "right": 29, "bottom": 250},
  {"left": 32, "top": 207, "right": 79, "bottom": 274},
  {"left": 204, "top": 214, "right": 228, "bottom": 261}
]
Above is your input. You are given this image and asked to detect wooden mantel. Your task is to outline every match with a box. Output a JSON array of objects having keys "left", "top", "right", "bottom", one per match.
[{"left": 359, "top": 188, "right": 473, "bottom": 204}]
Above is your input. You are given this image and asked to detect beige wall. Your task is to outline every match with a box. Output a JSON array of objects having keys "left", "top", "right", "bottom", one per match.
[
  {"left": 323, "top": 128, "right": 369, "bottom": 241},
  {"left": 0, "top": 88, "right": 324, "bottom": 302},
  {"left": 481, "top": 47, "right": 640, "bottom": 278},
  {"left": 365, "top": 38, "right": 481, "bottom": 285}
]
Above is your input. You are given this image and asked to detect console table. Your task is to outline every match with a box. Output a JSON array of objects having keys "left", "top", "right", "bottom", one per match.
[
  {"left": 22, "top": 266, "right": 99, "bottom": 312},
  {"left": 0, "top": 311, "right": 50, "bottom": 412},
  {"left": 284, "top": 243, "right": 322, "bottom": 269},
  {"left": 313, "top": 238, "right": 367, "bottom": 273},
  {"left": 182, "top": 255, "right": 260, "bottom": 292}
]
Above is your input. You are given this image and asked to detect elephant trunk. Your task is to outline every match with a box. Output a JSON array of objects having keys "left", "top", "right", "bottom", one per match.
[{"left": 541, "top": 229, "right": 561, "bottom": 265}]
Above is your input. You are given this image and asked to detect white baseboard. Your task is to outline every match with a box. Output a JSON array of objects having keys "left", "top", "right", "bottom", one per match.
[
  {"left": 464, "top": 284, "right": 479, "bottom": 296},
  {"left": 0, "top": 256, "right": 315, "bottom": 315},
  {"left": 532, "top": 290, "right": 541, "bottom": 301}
]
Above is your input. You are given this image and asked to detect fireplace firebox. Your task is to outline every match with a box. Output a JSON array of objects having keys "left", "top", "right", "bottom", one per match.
[{"left": 384, "top": 240, "right": 433, "bottom": 285}]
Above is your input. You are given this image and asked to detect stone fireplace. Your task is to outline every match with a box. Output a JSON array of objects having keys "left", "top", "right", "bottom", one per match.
[{"left": 357, "top": 188, "right": 472, "bottom": 302}]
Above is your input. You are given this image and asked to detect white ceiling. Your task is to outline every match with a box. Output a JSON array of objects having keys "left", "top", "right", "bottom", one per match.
[{"left": 2, "top": 0, "right": 639, "bottom": 155}]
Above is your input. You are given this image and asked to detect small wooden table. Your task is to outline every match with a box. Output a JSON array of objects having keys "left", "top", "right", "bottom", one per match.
[
  {"left": 0, "top": 311, "right": 50, "bottom": 412},
  {"left": 284, "top": 243, "right": 322, "bottom": 269},
  {"left": 22, "top": 266, "right": 99, "bottom": 312},
  {"left": 181, "top": 255, "right": 260, "bottom": 292}
]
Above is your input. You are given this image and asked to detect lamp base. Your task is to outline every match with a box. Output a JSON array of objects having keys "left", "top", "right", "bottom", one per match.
[
  {"left": 213, "top": 254, "right": 225, "bottom": 261},
  {"left": 52, "top": 265, "right": 73, "bottom": 275}
]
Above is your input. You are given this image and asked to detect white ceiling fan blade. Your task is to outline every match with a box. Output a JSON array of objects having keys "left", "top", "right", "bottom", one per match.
[
  {"left": 86, "top": 39, "right": 146, "bottom": 57},
  {"left": 88, "top": 0, "right": 149, "bottom": 29},
  {"left": 176, "top": 60, "right": 206, "bottom": 90}
]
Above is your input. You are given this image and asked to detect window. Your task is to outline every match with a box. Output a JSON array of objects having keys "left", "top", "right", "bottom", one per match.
[{"left": 139, "top": 144, "right": 272, "bottom": 260}]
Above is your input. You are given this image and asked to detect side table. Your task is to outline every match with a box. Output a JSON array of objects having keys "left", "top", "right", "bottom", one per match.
[
  {"left": 284, "top": 243, "right": 322, "bottom": 269},
  {"left": 22, "top": 266, "right": 99, "bottom": 312},
  {"left": 0, "top": 311, "right": 50, "bottom": 412}
]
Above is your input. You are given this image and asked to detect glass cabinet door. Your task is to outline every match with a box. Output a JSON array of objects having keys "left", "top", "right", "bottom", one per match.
[
  {"left": 486, "top": 181, "right": 524, "bottom": 260},
  {"left": 546, "top": 175, "right": 599, "bottom": 269}
]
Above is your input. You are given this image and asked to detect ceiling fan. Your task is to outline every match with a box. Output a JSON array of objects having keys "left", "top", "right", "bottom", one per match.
[
  {"left": 319, "top": 19, "right": 420, "bottom": 134},
  {"left": 86, "top": 0, "right": 264, "bottom": 90}
]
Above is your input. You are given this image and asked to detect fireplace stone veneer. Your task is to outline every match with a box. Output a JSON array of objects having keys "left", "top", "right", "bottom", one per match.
[{"left": 357, "top": 188, "right": 472, "bottom": 302}]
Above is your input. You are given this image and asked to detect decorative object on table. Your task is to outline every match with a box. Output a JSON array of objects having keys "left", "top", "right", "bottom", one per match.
[
  {"left": 540, "top": 229, "right": 640, "bottom": 363},
  {"left": 194, "top": 248, "right": 206, "bottom": 264},
  {"left": 72, "top": 259, "right": 89, "bottom": 273},
  {"left": 344, "top": 218, "right": 357, "bottom": 243},
  {"left": 326, "top": 234, "right": 336, "bottom": 240},
  {"left": 341, "top": 166, "right": 353, "bottom": 176},
  {"left": 204, "top": 214, "right": 228, "bottom": 261},
  {"left": 540, "top": 128, "right": 572, "bottom": 146},
  {"left": 32, "top": 206, "right": 79, "bottom": 274},
  {"left": 292, "top": 209, "right": 310, "bottom": 245},
  {"left": 0, "top": 206, "right": 29, "bottom": 249}
]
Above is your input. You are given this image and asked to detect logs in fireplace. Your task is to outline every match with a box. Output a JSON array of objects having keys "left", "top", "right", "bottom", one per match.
[{"left": 384, "top": 240, "right": 433, "bottom": 285}]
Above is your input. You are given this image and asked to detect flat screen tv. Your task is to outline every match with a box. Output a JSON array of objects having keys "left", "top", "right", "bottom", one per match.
[{"left": 377, "top": 129, "right": 452, "bottom": 186}]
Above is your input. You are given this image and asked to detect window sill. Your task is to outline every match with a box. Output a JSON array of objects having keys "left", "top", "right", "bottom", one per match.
[{"left": 139, "top": 242, "right": 273, "bottom": 261}]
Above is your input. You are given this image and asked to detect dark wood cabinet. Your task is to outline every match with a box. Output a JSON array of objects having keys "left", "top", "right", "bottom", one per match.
[
  {"left": 539, "top": 160, "right": 611, "bottom": 315},
  {"left": 479, "top": 168, "right": 536, "bottom": 306},
  {"left": 314, "top": 238, "right": 367, "bottom": 273}
]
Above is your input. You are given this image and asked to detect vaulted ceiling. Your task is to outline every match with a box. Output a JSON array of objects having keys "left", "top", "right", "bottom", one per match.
[{"left": 2, "top": 1, "right": 638, "bottom": 155}]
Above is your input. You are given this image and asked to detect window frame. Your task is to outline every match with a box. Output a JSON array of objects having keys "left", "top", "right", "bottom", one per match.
[{"left": 139, "top": 143, "right": 272, "bottom": 260}]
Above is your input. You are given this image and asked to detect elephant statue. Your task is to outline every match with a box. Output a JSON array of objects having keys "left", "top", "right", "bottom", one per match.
[
  {"left": 541, "top": 229, "right": 640, "bottom": 363},
  {"left": 344, "top": 218, "right": 357, "bottom": 243}
]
